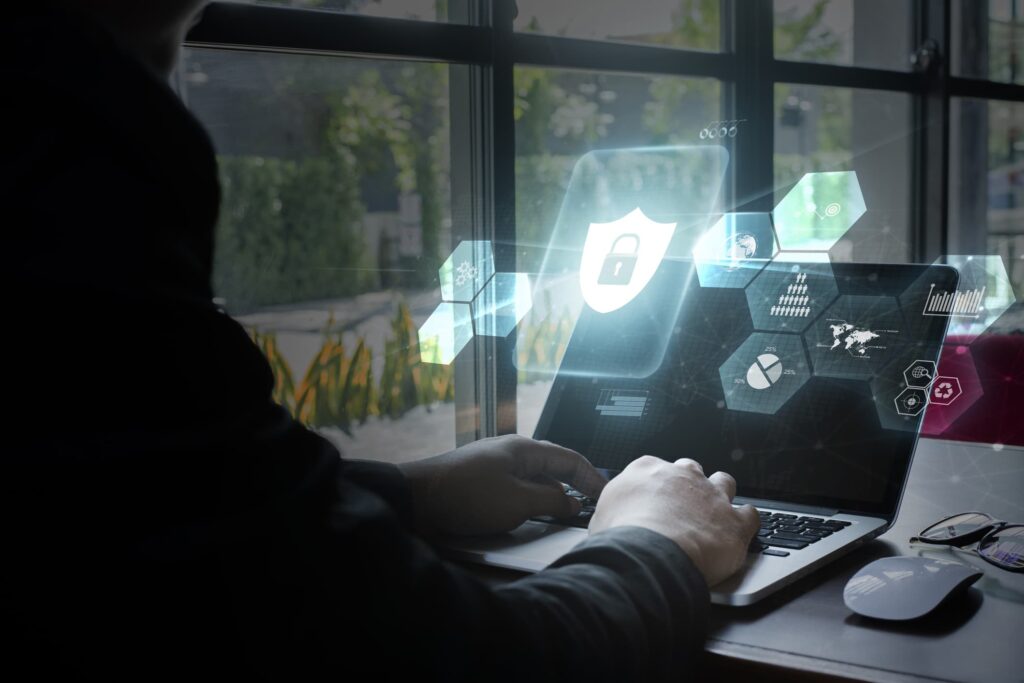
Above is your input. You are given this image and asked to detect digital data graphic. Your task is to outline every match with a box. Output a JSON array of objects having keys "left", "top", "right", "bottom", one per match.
[
  {"left": 692, "top": 212, "right": 777, "bottom": 289},
  {"left": 900, "top": 254, "right": 1018, "bottom": 342},
  {"left": 718, "top": 332, "right": 810, "bottom": 415},
  {"left": 419, "top": 241, "right": 532, "bottom": 364},
  {"left": 595, "top": 389, "right": 650, "bottom": 418},
  {"left": 579, "top": 207, "right": 677, "bottom": 314},
  {"left": 771, "top": 170, "right": 866, "bottom": 251},
  {"left": 805, "top": 295, "right": 904, "bottom": 379},
  {"left": 745, "top": 252, "right": 839, "bottom": 333}
]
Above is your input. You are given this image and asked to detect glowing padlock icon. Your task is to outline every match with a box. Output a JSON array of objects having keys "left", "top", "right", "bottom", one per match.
[{"left": 597, "top": 233, "right": 641, "bottom": 285}]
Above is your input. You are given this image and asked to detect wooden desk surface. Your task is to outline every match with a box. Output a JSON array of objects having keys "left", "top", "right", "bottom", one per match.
[{"left": 464, "top": 438, "right": 1024, "bottom": 682}]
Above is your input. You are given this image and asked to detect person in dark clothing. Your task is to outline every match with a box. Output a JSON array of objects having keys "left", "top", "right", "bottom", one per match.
[{"left": 4, "top": 2, "right": 760, "bottom": 680}]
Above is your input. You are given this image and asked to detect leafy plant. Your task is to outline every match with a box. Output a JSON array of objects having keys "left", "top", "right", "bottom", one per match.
[{"left": 250, "top": 328, "right": 297, "bottom": 413}]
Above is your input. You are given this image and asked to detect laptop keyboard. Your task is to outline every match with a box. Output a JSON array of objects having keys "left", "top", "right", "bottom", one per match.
[
  {"left": 751, "top": 511, "right": 851, "bottom": 557},
  {"left": 533, "top": 488, "right": 851, "bottom": 558}
]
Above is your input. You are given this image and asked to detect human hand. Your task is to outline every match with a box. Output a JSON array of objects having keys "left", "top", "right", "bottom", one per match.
[
  {"left": 397, "top": 435, "right": 606, "bottom": 537},
  {"left": 588, "top": 456, "right": 760, "bottom": 587}
]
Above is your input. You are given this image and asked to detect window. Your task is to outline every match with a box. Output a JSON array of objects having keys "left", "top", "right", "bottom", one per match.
[
  {"left": 514, "top": 0, "right": 720, "bottom": 51},
  {"left": 774, "top": 84, "right": 913, "bottom": 262},
  {"left": 773, "top": 0, "right": 913, "bottom": 71},
  {"left": 185, "top": 1, "right": 1024, "bottom": 447},
  {"left": 950, "top": 98, "right": 1024, "bottom": 300},
  {"left": 180, "top": 47, "right": 462, "bottom": 462}
]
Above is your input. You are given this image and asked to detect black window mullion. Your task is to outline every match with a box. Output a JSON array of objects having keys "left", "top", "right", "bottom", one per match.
[
  {"left": 913, "top": 0, "right": 951, "bottom": 263},
  {"left": 731, "top": 0, "right": 775, "bottom": 213}
]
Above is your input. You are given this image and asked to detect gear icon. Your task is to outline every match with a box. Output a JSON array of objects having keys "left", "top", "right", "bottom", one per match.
[{"left": 455, "top": 260, "right": 478, "bottom": 287}]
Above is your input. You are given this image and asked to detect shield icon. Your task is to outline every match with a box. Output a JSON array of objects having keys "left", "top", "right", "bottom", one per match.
[{"left": 580, "top": 207, "right": 677, "bottom": 313}]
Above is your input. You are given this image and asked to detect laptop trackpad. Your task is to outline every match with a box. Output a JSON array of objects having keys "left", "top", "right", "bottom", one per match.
[{"left": 442, "top": 521, "right": 588, "bottom": 573}]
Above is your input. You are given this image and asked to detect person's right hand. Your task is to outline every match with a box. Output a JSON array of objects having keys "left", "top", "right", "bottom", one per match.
[{"left": 588, "top": 456, "right": 760, "bottom": 587}]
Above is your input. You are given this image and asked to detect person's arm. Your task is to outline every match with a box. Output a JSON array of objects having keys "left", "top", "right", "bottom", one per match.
[{"left": 221, "top": 441, "right": 722, "bottom": 682}]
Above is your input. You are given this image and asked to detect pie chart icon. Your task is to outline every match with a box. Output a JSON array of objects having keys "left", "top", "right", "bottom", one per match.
[{"left": 746, "top": 353, "right": 783, "bottom": 390}]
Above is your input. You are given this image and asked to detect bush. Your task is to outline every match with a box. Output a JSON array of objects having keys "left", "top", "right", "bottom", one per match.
[{"left": 214, "top": 155, "right": 373, "bottom": 314}]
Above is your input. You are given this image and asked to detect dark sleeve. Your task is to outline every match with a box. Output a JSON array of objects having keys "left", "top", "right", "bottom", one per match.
[{"left": 221, "top": 454, "right": 709, "bottom": 682}]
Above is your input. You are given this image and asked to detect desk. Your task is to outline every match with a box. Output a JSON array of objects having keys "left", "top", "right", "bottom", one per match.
[{"left": 467, "top": 438, "right": 1024, "bottom": 682}]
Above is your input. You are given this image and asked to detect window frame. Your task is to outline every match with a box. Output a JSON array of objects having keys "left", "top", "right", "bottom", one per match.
[{"left": 185, "top": 0, "right": 1024, "bottom": 442}]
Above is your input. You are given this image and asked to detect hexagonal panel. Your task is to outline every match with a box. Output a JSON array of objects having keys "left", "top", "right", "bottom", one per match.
[
  {"left": 898, "top": 255, "right": 1017, "bottom": 344},
  {"left": 921, "top": 345, "right": 984, "bottom": 437},
  {"left": 417, "top": 302, "right": 473, "bottom": 365},
  {"left": 869, "top": 346, "right": 944, "bottom": 432},
  {"left": 439, "top": 241, "right": 495, "bottom": 303},
  {"left": 772, "top": 171, "right": 866, "bottom": 251},
  {"left": 718, "top": 332, "right": 810, "bottom": 415},
  {"left": 471, "top": 273, "right": 533, "bottom": 338},
  {"left": 805, "top": 295, "right": 905, "bottom": 380},
  {"left": 744, "top": 252, "right": 839, "bottom": 333},
  {"left": 929, "top": 255, "right": 1017, "bottom": 340},
  {"left": 693, "top": 212, "right": 778, "bottom": 289}
]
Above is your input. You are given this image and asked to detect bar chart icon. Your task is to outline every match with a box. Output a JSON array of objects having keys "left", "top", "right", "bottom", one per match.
[
  {"left": 922, "top": 283, "right": 985, "bottom": 318},
  {"left": 595, "top": 390, "right": 649, "bottom": 418}
]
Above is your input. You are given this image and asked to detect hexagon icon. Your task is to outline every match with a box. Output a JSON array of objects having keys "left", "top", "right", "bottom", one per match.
[
  {"left": 718, "top": 332, "right": 810, "bottom": 415},
  {"left": 929, "top": 376, "right": 962, "bottom": 406},
  {"left": 903, "top": 359, "right": 937, "bottom": 388},
  {"left": 693, "top": 212, "right": 778, "bottom": 289},
  {"left": 772, "top": 171, "right": 866, "bottom": 251},
  {"left": 895, "top": 387, "right": 928, "bottom": 416},
  {"left": 804, "top": 295, "right": 905, "bottom": 380},
  {"left": 439, "top": 241, "right": 495, "bottom": 303},
  {"left": 921, "top": 345, "right": 984, "bottom": 437},
  {"left": 417, "top": 302, "right": 473, "bottom": 365},
  {"left": 472, "top": 272, "right": 532, "bottom": 337},
  {"left": 744, "top": 252, "right": 839, "bottom": 333}
]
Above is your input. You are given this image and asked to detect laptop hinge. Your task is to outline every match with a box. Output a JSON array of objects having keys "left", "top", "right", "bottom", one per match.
[{"left": 734, "top": 496, "right": 838, "bottom": 517}]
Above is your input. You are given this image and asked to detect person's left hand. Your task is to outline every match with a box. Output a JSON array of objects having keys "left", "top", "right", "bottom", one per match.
[{"left": 397, "top": 435, "right": 607, "bottom": 537}]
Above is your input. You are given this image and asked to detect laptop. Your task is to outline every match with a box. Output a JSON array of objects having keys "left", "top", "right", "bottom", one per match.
[{"left": 444, "top": 257, "right": 957, "bottom": 605}]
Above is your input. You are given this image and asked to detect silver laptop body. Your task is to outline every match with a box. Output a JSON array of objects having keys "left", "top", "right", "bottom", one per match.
[{"left": 443, "top": 260, "right": 955, "bottom": 606}]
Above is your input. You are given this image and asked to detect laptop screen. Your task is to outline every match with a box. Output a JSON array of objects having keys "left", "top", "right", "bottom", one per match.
[{"left": 534, "top": 260, "right": 957, "bottom": 518}]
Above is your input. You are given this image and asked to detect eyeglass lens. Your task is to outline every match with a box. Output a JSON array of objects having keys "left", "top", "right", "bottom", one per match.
[
  {"left": 978, "top": 525, "right": 1024, "bottom": 570},
  {"left": 918, "top": 512, "right": 993, "bottom": 541}
]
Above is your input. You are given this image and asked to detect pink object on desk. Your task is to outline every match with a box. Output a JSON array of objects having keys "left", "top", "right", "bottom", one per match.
[{"left": 922, "top": 334, "right": 1024, "bottom": 446}]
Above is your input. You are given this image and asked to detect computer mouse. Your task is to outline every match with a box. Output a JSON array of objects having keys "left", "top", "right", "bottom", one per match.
[{"left": 843, "top": 556, "right": 982, "bottom": 621}]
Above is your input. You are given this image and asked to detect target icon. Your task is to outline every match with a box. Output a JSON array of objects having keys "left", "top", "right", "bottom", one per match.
[{"left": 811, "top": 202, "right": 843, "bottom": 219}]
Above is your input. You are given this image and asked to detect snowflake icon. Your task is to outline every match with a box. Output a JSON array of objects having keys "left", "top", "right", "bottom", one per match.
[{"left": 455, "top": 260, "right": 478, "bottom": 287}]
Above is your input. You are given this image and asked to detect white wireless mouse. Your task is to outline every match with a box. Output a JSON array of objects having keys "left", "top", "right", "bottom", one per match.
[{"left": 843, "top": 556, "right": 983, "bottom": 621}]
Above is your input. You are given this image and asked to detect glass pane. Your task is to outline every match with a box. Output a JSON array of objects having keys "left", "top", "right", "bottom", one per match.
[
  {"left": 514, "top": 67, "right": 721, "bottom": 434},
  {"left": 952, "top": 0, "right": 1024, "bottom": 84},
  {"left": 179, "top": 48, "right": 458, "bottom": 463},
  {"left": 949, "top": 98, "right": 1024, "bottom": 307},
  {"left": 222, "top": 0, "right": 452, "bottom": 22},
  {"left": 774, "top": 0, "right": 912, "bottom": 71},
  {"left": 514, "top": 0, "right": 721, "bottom": 51},
  {"left": 774, "top": 84, "right": 913, "bottom": 263},
  {"left": 919, "top": 512, "right": 992, "bottom": 540}
]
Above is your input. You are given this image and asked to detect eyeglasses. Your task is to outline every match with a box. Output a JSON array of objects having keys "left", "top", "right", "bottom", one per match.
[{"left": 909, "top": 512, "right": 1024, "bottom": 572}]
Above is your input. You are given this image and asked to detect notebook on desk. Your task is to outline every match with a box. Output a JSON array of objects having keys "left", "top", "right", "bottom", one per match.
[{"left": 444, "top": 259, "right": 958, "bottom": 605}]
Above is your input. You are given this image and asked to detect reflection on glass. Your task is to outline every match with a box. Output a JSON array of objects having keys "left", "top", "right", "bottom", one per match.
[
  {"left": 180, "top": 48, "right": 457, "bottom": 462},
  {"left": 514, "top": 0, "right": 720, "bottom": 51},
  {"left": 949, "top": 98, "right": 1024, "bottom": 303},
  {"left": 773, "top": 0, "right": 912, "bottom": 71},
  {"left": 952, "top": 0, "right": 1024, "bottom": 85}
]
